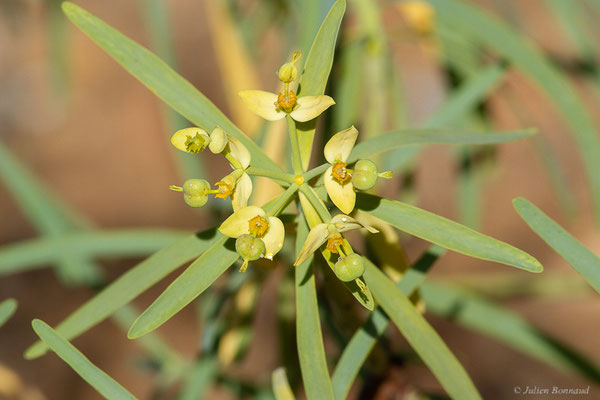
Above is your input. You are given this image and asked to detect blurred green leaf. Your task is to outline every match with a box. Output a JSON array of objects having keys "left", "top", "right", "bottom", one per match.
[
  {"left": 332, "top": 39, "right": 364, "bottom": 132},
  {"left": 430, "top": 0, "right": 600, "bottom": 225},
  {"left": 363, "top": 261, "right": 481, "bottom": 400},
  {"left": 0, "top": 141, "right": 99, "bottom": 284},
  {"left": 0, "top": 298, "right": 17, "bottom": 327},
  {"left": 295, "top": 214, "right": 335, "bottom": 400},
  {"left": 177, "top": 356, "right": 218, "bottom": 400},
  {"left": 332, "top": 245, "right": 444, "bottom": 400},
  {"left": 513, "top": 197, "right": 600, "bottom": 293},
  {"left": 357, "top": 193, "right": 542, "bottom": 272},
  {"left": 384, "top": 63, "right": 507, "bottom": 171},
  {"left": 25, "top": 228, "right": 221, "bottom": 359},
  {"left": 422, "top": 282, "right": 600, "bottom": 382},
  {"left": 32, "top": 319, "right": 137, "bottom": 399},
  {"left": 296, "top": 0, "right": 346, "bottom": 170},
  {"left": 0, "top": 229, "right": 187, "bottom": 276},
  {"left": 351, "top": 128, "right": 534, "bottom": 163},
  {"left": 128, "top": 235, "right": 237, "bottom": 339},
  {"left": 61, "top": 2, "right": 280, "bottom": 175}
]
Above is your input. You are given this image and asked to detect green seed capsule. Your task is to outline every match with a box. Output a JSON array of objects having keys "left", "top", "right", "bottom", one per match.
[
  {"left": 278, "top": 62, "right": 298, "bottom": 83},
  {"left": 334, "top": 253, "right": 365, "bottom": 282},
  {"left": 182, "top": 179, "right": 210, "bottom": 207},
  {"left": 235, "top": 234, "right": 266, "bottom": 262},
  {"left": 352, "top": 159, "right": 378, "bottom": 191}
]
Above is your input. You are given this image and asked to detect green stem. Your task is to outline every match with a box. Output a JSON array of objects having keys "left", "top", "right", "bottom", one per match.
[
  {"left": 303, "top": 163, "right": 329, "bottom": 182},
  {"left": 246, "top": 167, "right": 295, "bottom": 184},
  {"left": 264, "top": 183, "right": 299, "bottom": 216},
  {"left": 287, "top": 115, "right": 303, "bottom": 174},
  {"left": 299, "top": 184, "right": 331, "bottom": 222}
]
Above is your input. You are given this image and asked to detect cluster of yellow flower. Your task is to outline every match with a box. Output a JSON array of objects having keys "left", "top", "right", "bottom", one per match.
[{"left": 168, "top": 52, "right": 392, "bottom": 287}]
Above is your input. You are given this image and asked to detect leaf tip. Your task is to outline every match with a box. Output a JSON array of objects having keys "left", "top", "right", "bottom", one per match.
[
  {"left": 23, "top": 342, "right": 47, "bottom": 360},
  {"left": 127, "top": 319, "right": 148, "bottom": 340},
  {"left": 61, "top": 1, "right": 77, "bottom": 15}
]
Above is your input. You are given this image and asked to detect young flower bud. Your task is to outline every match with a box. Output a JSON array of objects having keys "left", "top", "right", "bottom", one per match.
[
  {"left": 334, "top": 253, "right": 365, "bottom": 282},
  {"left": 235, "top": 234, "right": 266, "bottom": 272},
  {"left": 183, "top": 178, "right": 210, "bottom": 207},
  {"left": 352, "top": 159, "right": 378, "bottom": 190},
  {"left": 209, "top": 126, "right": 228, "bottom": 154}
]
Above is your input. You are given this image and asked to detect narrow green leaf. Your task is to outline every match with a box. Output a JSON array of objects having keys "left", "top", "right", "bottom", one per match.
[
  {"left": 61, "top": 2, "right": 280, "bottom": 174},
  {"left": 0, "top": 298, "right": 17, "bottom": 327},
  {"left": 421, "top": 282, "right": 600, "bottom": 382},
  {"left": 332, "top": 246, "right": 444, "bottom": 400},
  {"left": 32, "top": 319, "right": 137, "bottom": 399},
  {"left": 295, "top": 214, "right": 335, "bottom": 400},
  {"left": 139, "top": 0, "right": 207, "bottom": 180},
  {"left": 384, "top": 63, "right": 507, "bottom": 171},
  {"left": 128, "top": 235, "right": 236, "bottom": 339},
  {"left": 513, "top": 197, "right": 600, "bottom": 293},
  {"left": 0, "top": 229, "right": 187, "bottom": 276},
  {"left": 25, "top": 228, "right": 221, "bottom": 359},
  {"left": 357, "top": 193, "right": 542, "bottom": 272},
  {"left": 363, "top": 261, "right": 481, "bottom": 400},
  {"left": 430, "top": 0, "right": 600, "bottom": 225},
  {"left": 296, "top": 0, "right": 346, "bottom": 170},
  {"left": 351, "top": 128, "right": 534, "bottom": 164}
]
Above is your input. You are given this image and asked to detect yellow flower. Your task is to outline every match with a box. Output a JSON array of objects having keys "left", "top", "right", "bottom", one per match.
[
  {"left": 219, "top": 206, "right": 285, "bottom": 261},
  {"left": 171, "top": 127, "right": 210, "bottom": 153},
  {"left": 398, "top": 1, "right": 435, "bottom": 34},
  {"left": 324, "top": 126, "right": 359, "bottom": 214},
  {"left": 238, "top": 90, "right": 335, "bottom": 122},
  {"left": 294, "top": 214, "right": 378, "bottom": 266},
  {"left": 215, "top": 169, "right": 253, "bottom": 212}
]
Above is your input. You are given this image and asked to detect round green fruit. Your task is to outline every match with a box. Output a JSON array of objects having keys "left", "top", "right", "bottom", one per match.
[
  {"left": 352, "top": 159, "right": 378, "bottom": 191},
  {"left": 334, "top": 253, "right": 365, "bottom": 282},
  {"left": 235, "top": 234, "right": 266, "bottom": 261}
]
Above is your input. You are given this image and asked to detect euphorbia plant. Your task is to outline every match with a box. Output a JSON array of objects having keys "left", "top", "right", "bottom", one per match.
[{"left": 25, "top": 1, "right": 548, "bottom": 399}]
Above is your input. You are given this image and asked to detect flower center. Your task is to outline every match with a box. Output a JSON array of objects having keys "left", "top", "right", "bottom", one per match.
[
  {"left": 249, "top": 215, "right": 269, "bottom": 237},
  {"left": 326, "top": 236, "right": 345, "bottom": 254},
  {"left": 185, "top": 133, "right": 207, "bottom": 153},
  {"left": 276, "top": 90, "right": 298, "bottom": 113},
  {"left": 331, "top": 161, "right": 351, "bottom": 183},
  {"left": 215, "top": 180, "right": 234, "bottom": 199}
]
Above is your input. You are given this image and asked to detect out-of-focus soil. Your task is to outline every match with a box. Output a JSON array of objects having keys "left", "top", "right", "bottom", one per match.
[{"left": 0, "top": 0, "right": 599, "bottom": 399}]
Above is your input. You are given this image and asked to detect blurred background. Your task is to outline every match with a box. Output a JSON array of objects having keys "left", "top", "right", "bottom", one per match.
[{"left": 1, "top": 0, "right": 599, "bottom": 399}]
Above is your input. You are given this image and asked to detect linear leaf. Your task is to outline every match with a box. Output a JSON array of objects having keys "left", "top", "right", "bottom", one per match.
[
  {"left": 350, "top": 128, "right": 534, "bottom": 164},
  {"left": 0, "top": 229, "right": 187, "bottom": 276},
  {"left": 332, "top": 246, "right": 444, "bottom": 400},
  {"left": 61, "top": 2, "right": 280, "bottom": 174},
  {"left": 363, "top": 261, "right": 481, "bottom": 399},
  {"left": 513, "top": 197, "right": 600, "bottom": 293},
  {"left": 32, "top": 319, "right": 137, "bottom": 400},
  {"left": 430, "top": 0, "right": 600, "bottom": 224},
  {"left": 296, "top": 0, "right": 346, "bottom": 170},
  {"left": 0, "top": 298, "right": 17, "bottom": 327},
  {"left": 295, "top": 214, "right": 335, "bottom": 400},
  {"left": 356, "top": 193, "right": 542, "bottom": 272},
  {"left": 421, "top": 282, "right": 600, "bottom": 382},
  {"left": 25, "top": 228, "right": 221, "bottom": 359},
  {"left": 128, "top": 235, "right": 236, "bottom": 338}
]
